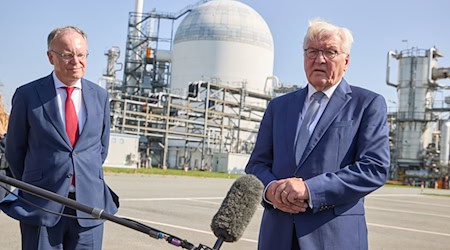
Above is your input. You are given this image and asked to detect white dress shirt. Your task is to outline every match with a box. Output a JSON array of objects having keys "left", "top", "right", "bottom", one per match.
[{"left": 52, "top": 72, "right": 86, "bottom": 133}]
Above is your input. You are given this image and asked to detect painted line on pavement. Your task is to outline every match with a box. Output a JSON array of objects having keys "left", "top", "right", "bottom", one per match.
[
  {"left": 368, "top": 197, "right": 450, "bottom": 208},
  {"left": 117, "top": 214, "right": 258, "bottom": 244},
  {"left": 368, "top": 223, "right": 450, "bottom": 237},
  {"left": 366, "top": 206, "right": 450, "bottom": 219}
]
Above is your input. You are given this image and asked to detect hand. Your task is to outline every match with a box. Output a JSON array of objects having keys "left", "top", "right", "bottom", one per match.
[
  {"left": 275, "top": 177, "right": 310, "bottom": 201},
  {"left": 266, "top": 178, "right": 309, "bottom": 213}
]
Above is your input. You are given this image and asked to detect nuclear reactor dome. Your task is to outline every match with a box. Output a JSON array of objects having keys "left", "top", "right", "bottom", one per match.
[{"left": 170, "top": 0, "right": 274, "bottom": 96}]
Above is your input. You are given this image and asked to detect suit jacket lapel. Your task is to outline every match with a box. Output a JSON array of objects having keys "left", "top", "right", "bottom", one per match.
[
  {"left": 287, "top": 87, "right": 308, "bottom": 167},
  {"left": 295, "top": 80, "right": 352, "bottom": 171},
  {"left": 36, "top": 74, "right": 72, "bottom": 148},
  {"left": 77, "top": 80, "right": 94, "bottom": 145}
]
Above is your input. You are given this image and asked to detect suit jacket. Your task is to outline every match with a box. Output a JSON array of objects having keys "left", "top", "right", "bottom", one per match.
[
  {"left": 245, "top": 79, "right": 390, "bottom": 250},
  {"left": 1, "top": 73, "right": 118, "bottom": 227}
]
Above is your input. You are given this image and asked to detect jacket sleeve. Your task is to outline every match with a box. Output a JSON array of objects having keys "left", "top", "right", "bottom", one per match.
[
  {"left": 101, "top": 91, "right": 110, "bottom": 164},
  {"left": 5, "top": 88, "right": 28, "bottom": 179},
  {"left": 245, "top": 101, "right": 278, "bottom": 209}
]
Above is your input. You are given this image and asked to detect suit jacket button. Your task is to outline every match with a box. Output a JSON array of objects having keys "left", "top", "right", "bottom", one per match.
[{"left": 67, "top": 173, "right": 73, "bottom": 178}]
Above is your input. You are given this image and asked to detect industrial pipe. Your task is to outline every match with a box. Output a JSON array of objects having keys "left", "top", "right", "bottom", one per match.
[
  {"left": 427, "top": 47, "right": 436, "bottom": 84},
  {"left": 386, "top": 51, "right": 398, "bottom": 87}
]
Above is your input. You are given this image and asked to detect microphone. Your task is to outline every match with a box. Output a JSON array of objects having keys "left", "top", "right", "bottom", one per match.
[{"left": 210, "top": 174, "right": 263, "bottom": 250}]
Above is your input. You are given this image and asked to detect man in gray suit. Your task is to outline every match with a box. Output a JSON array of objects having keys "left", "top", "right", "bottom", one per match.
[{"left": 1, "top": 26, "right": 118, "bottom": 250}]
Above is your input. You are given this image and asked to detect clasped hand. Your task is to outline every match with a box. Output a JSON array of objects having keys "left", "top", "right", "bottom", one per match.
[{"left": 267, "top": 178, "right": 309, "bottom": 214}]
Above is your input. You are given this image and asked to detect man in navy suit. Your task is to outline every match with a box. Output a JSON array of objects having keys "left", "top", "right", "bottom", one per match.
[
  {"left": 0, "top": 133, "right": 10, "bottom": 200},
  {"left": 246, "top": 18, "right": 390, "bottom": 249},
  {"left": 2, "top": 26, "right": 118, "bottom": 249}
]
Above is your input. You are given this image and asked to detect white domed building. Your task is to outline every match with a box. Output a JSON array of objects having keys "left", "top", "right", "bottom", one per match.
[
  {"left": 165, "top": 0, "right": 275, "bottom": 172},
  {"left": 170, "top": 0, "right": 274, "bottom": 96}
]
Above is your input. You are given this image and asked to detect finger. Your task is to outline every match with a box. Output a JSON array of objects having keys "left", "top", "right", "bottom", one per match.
[
  {"left": 281, "top": 190, "right": 290, "bottom": 204},
  {"left": 291, "top": 202, "right": 308, "bottom": 213},
  {"left": 281, "top": 201, "right": 308, "bottom": 213},
  {"left": 284, "top": 197, "right": 308, "bottom": 211},
  {"left": 275, "top": 204, "right": 297, "bottom": 214},
  {"left": 291, "top": 199, "right": 307, "bottom": 206},
  {"left": 273, "top": 185, "right": 287, "bottom": 203},
  {"left": 273, "top": 189, "right": 282, "bottom": 203},
  {"left": 287, "top": 192, "right": 298, "bottom": 203},
  {"left": 287, "top": 192, "right": 307, "bottom": 203},
  {"left": 277, "top": 203, "right": 305, "bottom": 214}
]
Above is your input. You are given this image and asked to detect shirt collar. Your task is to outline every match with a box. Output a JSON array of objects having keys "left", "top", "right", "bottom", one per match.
[
  {"left": 307, "top": 78, "right": 342, "bottom": 100},
  {"left": 52, "top": 71, "right": 82, "bottom": 89}
]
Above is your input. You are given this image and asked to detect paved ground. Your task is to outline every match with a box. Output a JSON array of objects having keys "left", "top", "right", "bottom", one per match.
[{"left": 1, "top": 174, "right": 450, "bottom": 249}]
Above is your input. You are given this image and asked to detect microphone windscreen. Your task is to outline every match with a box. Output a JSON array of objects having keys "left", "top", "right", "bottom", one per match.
[{"left": 210, "top": 174, "right": 263, "bottom": 242}]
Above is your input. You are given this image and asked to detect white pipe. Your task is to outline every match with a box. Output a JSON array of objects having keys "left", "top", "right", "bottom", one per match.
[
  {"left": 386, "top": 51, "right": 398, "bottom": 87},
  {"left": 433, "top": 67, "right": 450, "bottom": 80},
  {"left": 440, "top": 121, "right": 450, "bottom": 166},
  {"left": 427, "top": 47, "right": 436, "bottom": 84},
  {"left": 264, "top": 76, "right": 280, "bottom": 95},
  {"left": 135, "top": 0, "right": 143, "bottom": 14},
  {"left": 135, "top": 0, "right": 144, "bottom": 37}
]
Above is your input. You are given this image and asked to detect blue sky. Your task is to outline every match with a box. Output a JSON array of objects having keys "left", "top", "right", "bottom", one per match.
[{"left": 1, "top": 0, "right": 449, "bottom": 112}]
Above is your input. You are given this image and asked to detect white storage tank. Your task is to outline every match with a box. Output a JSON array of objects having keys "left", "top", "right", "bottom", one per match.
[
  {"left": 394, "top": 48, "right": 437, "bottom": 161},
  {"left": 170, "top": 0, "right": 274, "bottom": 96}
]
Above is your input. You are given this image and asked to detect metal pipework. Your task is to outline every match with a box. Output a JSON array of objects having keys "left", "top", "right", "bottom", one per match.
[
  {"left": 386, "top": 51, "right": 398, "bottom": 87},
  {"left": 427, "top": 47, "right": 437, "bottom": 84},
  {"left": 433, "top": 67, "right": 450, "bottom": 80}
]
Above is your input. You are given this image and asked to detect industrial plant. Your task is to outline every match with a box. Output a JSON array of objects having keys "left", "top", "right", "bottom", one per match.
[
  {"left": 386, "top": 47, "right": 450, "bottom": 188},
  {"left": 98, "top": 0, "right": 450, "bottom": 188},
  {"left": 101, "top": 0, "right": 276, "bottom": 174}
]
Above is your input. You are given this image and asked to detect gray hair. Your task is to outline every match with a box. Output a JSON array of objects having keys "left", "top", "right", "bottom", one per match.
[
  {"left": 303, "top": 18, "right": 353, "bottom": 54},
  {"left": 47, "top": 26, "right": 87, "bottom": 50}
]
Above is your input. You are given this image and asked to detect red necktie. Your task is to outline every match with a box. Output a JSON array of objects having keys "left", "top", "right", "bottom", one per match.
[
  {"left": 64, "top": 87, "right": 78, "bottom": 186},
  {"left": 64, "top": 87, "right": 79, "bottom": 147}
]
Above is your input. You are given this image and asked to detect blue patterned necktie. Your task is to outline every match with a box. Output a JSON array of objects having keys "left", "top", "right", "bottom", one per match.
[{"left": 295, "top": 91, "right": 325, "bottom": 165}]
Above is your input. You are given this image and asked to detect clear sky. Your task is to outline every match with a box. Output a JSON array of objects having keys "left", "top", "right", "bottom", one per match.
[{"left": 1, "top": 0, "right": 449, "bottom": 112}]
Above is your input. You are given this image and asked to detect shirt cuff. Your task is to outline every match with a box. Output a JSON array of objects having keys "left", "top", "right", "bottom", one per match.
[
  {"left": 263, "top": 180, "right": 277, "bottom": 208},
  {"left": 304, "top": 181, "right": 313, "bottom": 208}
]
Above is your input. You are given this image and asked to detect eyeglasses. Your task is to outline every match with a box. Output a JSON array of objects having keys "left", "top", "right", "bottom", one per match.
[
  {"left": 50, "top": 50, "right": 89, "bottom": 61},
  {"left": 304, "top": 48, "right": 343, "bottom": 60}
]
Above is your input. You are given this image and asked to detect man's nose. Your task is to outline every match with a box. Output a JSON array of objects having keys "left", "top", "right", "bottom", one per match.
[{"left": 314, "top": 51, "right": 327, "bottom": 63}]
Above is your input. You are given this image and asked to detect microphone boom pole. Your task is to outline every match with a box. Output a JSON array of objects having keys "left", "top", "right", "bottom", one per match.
[{"left": 0, "top": 174, "right": 203, "bottom": 249}]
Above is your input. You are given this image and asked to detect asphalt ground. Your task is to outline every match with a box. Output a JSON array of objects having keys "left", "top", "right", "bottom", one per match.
[{"left": 1, "top": 174, "right": 450, "bottom": 249}]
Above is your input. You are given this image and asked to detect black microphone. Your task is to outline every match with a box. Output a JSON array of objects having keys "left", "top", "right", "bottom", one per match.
[{"left": 210, "top": 174, "right": 263, "bottom": 250}]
